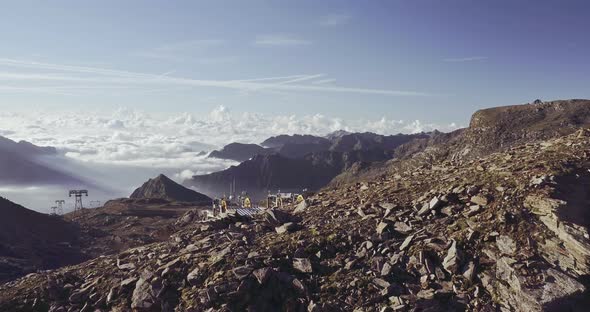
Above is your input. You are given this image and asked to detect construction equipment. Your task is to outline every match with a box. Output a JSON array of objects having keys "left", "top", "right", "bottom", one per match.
[
  {"left": 243, "top": 197, "right": 252, "bottom": 208},
  {"left": 238, "top": 191, "right": 252, "bottom": 208},
  {"left": 69, "top": 190, "right": 88, "bottom": 211},
  {"left": 267, "top": 190, "right": 306, "bottom": 208}
]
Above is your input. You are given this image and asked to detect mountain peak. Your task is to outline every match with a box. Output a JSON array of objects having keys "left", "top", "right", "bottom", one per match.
[{"left": 130, "top": 174, "right": 211, "bottom": 203}]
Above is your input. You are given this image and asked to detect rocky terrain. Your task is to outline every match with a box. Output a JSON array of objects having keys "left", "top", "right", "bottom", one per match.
[
  {"left": 131, "top": 174, "right": 211, "bottom": 204},
  {"left": 1, "top": 100, "right": 589, "bottom": 311},
  {"left": 0, "top": 197, "right": 86, "bottom": 283},
  {"left": 64, "top": 198, "right": 209, "bottom": 260}
]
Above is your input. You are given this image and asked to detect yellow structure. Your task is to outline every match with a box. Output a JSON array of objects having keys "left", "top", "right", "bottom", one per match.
[
  {"left": 220, "top": 198, "right": 228, "bottom": 213},
  {"left": 296, "top": 194, "right": 304, "bottom": 203}
]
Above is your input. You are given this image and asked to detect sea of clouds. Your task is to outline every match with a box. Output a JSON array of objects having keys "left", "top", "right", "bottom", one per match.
[{"left": 0, "top": 105, "right": 459, "bottom": 211}]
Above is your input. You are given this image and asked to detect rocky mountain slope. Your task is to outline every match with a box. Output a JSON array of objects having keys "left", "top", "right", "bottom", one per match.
[
  {"left": 187, "top": 154, "right": 342, "bottom": 199},
  {"left": 187, "top": 149, "right": 394, "bottom": 200},
  {"left": 2, "top": 101, "right": 589, "bottom": 311},
  {"left": 0, "top": 197, "right": 86, "bottom": 283},
  {"left": 333, "top": 99, "right": 590, "bottom": 186},
  {"left": 209, "top": 143, "right": 273, "bottom": 162},
  {"left": 131, "top": 174, "right": 211, "bottom": 204}
]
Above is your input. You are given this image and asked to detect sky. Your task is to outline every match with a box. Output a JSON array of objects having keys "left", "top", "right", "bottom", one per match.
[{"left": 0, "top": 0, "right": 588, "bottom": 211}]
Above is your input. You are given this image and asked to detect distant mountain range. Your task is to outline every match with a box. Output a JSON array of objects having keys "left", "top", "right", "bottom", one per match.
[
  {"left": 0, "top": 135, "right": 85, "bottom": 186},
  {"left": 187, "top": 131, "right": 430, "bottom": 199}
]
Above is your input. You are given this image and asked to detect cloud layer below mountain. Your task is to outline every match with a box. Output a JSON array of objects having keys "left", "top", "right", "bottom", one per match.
[{"left": 0, "top": 106, "right": 459, "bottom": 211}]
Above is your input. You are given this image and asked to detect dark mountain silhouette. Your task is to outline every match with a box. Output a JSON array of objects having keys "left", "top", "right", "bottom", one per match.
[
  {"left": 261, "top": 134, "right": 330, "bottom": 148},
  {"left": 277, "top": 142, "right": 331, "bottom": 159},
  {"left": 130, "top": 174, "right": 211, "bottom": 203},
  {"left": 329, "top": 132, "right": 429, "bottom": 152},
  {"left": 186, "top": 154, "right": 340, "bottom": 199},
  {"left": 187, "top": 149, "right": 394, "bottom": 200},
  {"left": 0, "top": 135, "right": 84, "bottom": 186},
  {"left": 0, "top": 197, "right": 86, "bottom": 283},
  {"left": 208, "top": 143, "right": 273, "bottom": 162},
  {"left": 189, "top": 132, "right": 432, "bottom": 199}
]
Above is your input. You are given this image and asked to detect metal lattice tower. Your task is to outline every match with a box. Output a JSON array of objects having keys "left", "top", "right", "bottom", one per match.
[
  {"left": 69, "top": 190, "right": 88, "bottom": 211},
  {"left": 50, "top": 206, "right": 58, "bottom": 215},
  {"left": 55, "top": 200, "right": 65, "bottom": 215}
]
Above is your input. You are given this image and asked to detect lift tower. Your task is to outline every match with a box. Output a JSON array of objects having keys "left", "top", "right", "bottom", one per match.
[
  {"left": 69, "top": 190, "right": 88, "bottom": 211},
  {"left": 55, "top": 200, "right": 65, "bottom": 215}
]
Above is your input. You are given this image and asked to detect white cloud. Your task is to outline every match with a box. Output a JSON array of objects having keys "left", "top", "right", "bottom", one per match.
[
  {"left": 254, "top": 34, "right": 312, "bottom": 46},
  {"left": 319, "top": 14, "right": 351, "bottom": 26},
  {"left": 0, "top": 58, "right": 431, "bottom": 96},
  {"left": 132, "top": 39, "right": 232, "bottom": 63},
  {"left": 443, "top": 56, "right": 488, "bottom": 62},
  {"left": 312, "top": 78, "right": 336, "bottom": 85}
]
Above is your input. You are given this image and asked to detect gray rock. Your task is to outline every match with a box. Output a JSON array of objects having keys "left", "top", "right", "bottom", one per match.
[
  {"left": 496, "top": 235, "right": 517, "bottom": 255},
  {"left": 121, "top": 277, "right": 138, "bottom": 288},
  {"left": 187, "top": 268, "right": 200, "bottom": 286},
  {"left": 372, "top": 278, "right": 390, "bottom": 289},
  {"left": 393, "top": 222, "right": 412, "bottom": 234},
  {"left": 470, "top": 195, "right": 488, "bottom": 206},
  {"left": 294, "top": 200, "right": 308, "bottom": 213},
  {"left": 376, "top": 222, "right": 390, "bottom": 235},
  {"left": 418, "top": 203, "right": 430, "bottom": 216},
  {"left": 399, "top": 235, "right": 414, "bottom": 251},
  {"left": 442, "top": 240, "right": 461, "bottom": 273},
  {"left": 131, "top": 273, "right": 157, "bottom": 309},
  {"left": 253, "top": 267, "right": 273, "bottom": 284},
  {"left": 232, "top": 266, "right": 253, "bottom": 280},
  {"left": 293, "top": 258, "right": 313, "bottom": 273},
  {"left": 466, "top": 205, "right": 482, "bottom": 216},
  {"left": 429, "top": 197, "right": 444, "bottom": 210},
  {"left": 275, "top": 222, "right": 296, "bottom": 234},
  {"left": 462, "top": 261, "right": 476, "bottom": 283}
]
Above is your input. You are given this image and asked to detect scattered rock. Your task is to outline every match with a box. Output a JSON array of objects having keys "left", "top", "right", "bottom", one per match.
[{"left": 293, "top": 258, "right": 313, "bottom": 273}]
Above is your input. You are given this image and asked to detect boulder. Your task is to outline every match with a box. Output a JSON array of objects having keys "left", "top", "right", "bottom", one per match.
[
  {"left": 442, "top": 240, "right": 461, "bottom": 273},
  {"left": 293, "top": 258, "right": 313, "bottom": 273}
]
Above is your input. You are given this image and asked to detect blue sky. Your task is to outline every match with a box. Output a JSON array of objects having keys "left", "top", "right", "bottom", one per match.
[{"left": 0, "top": 0, "right": 588, "bottom": 124}]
